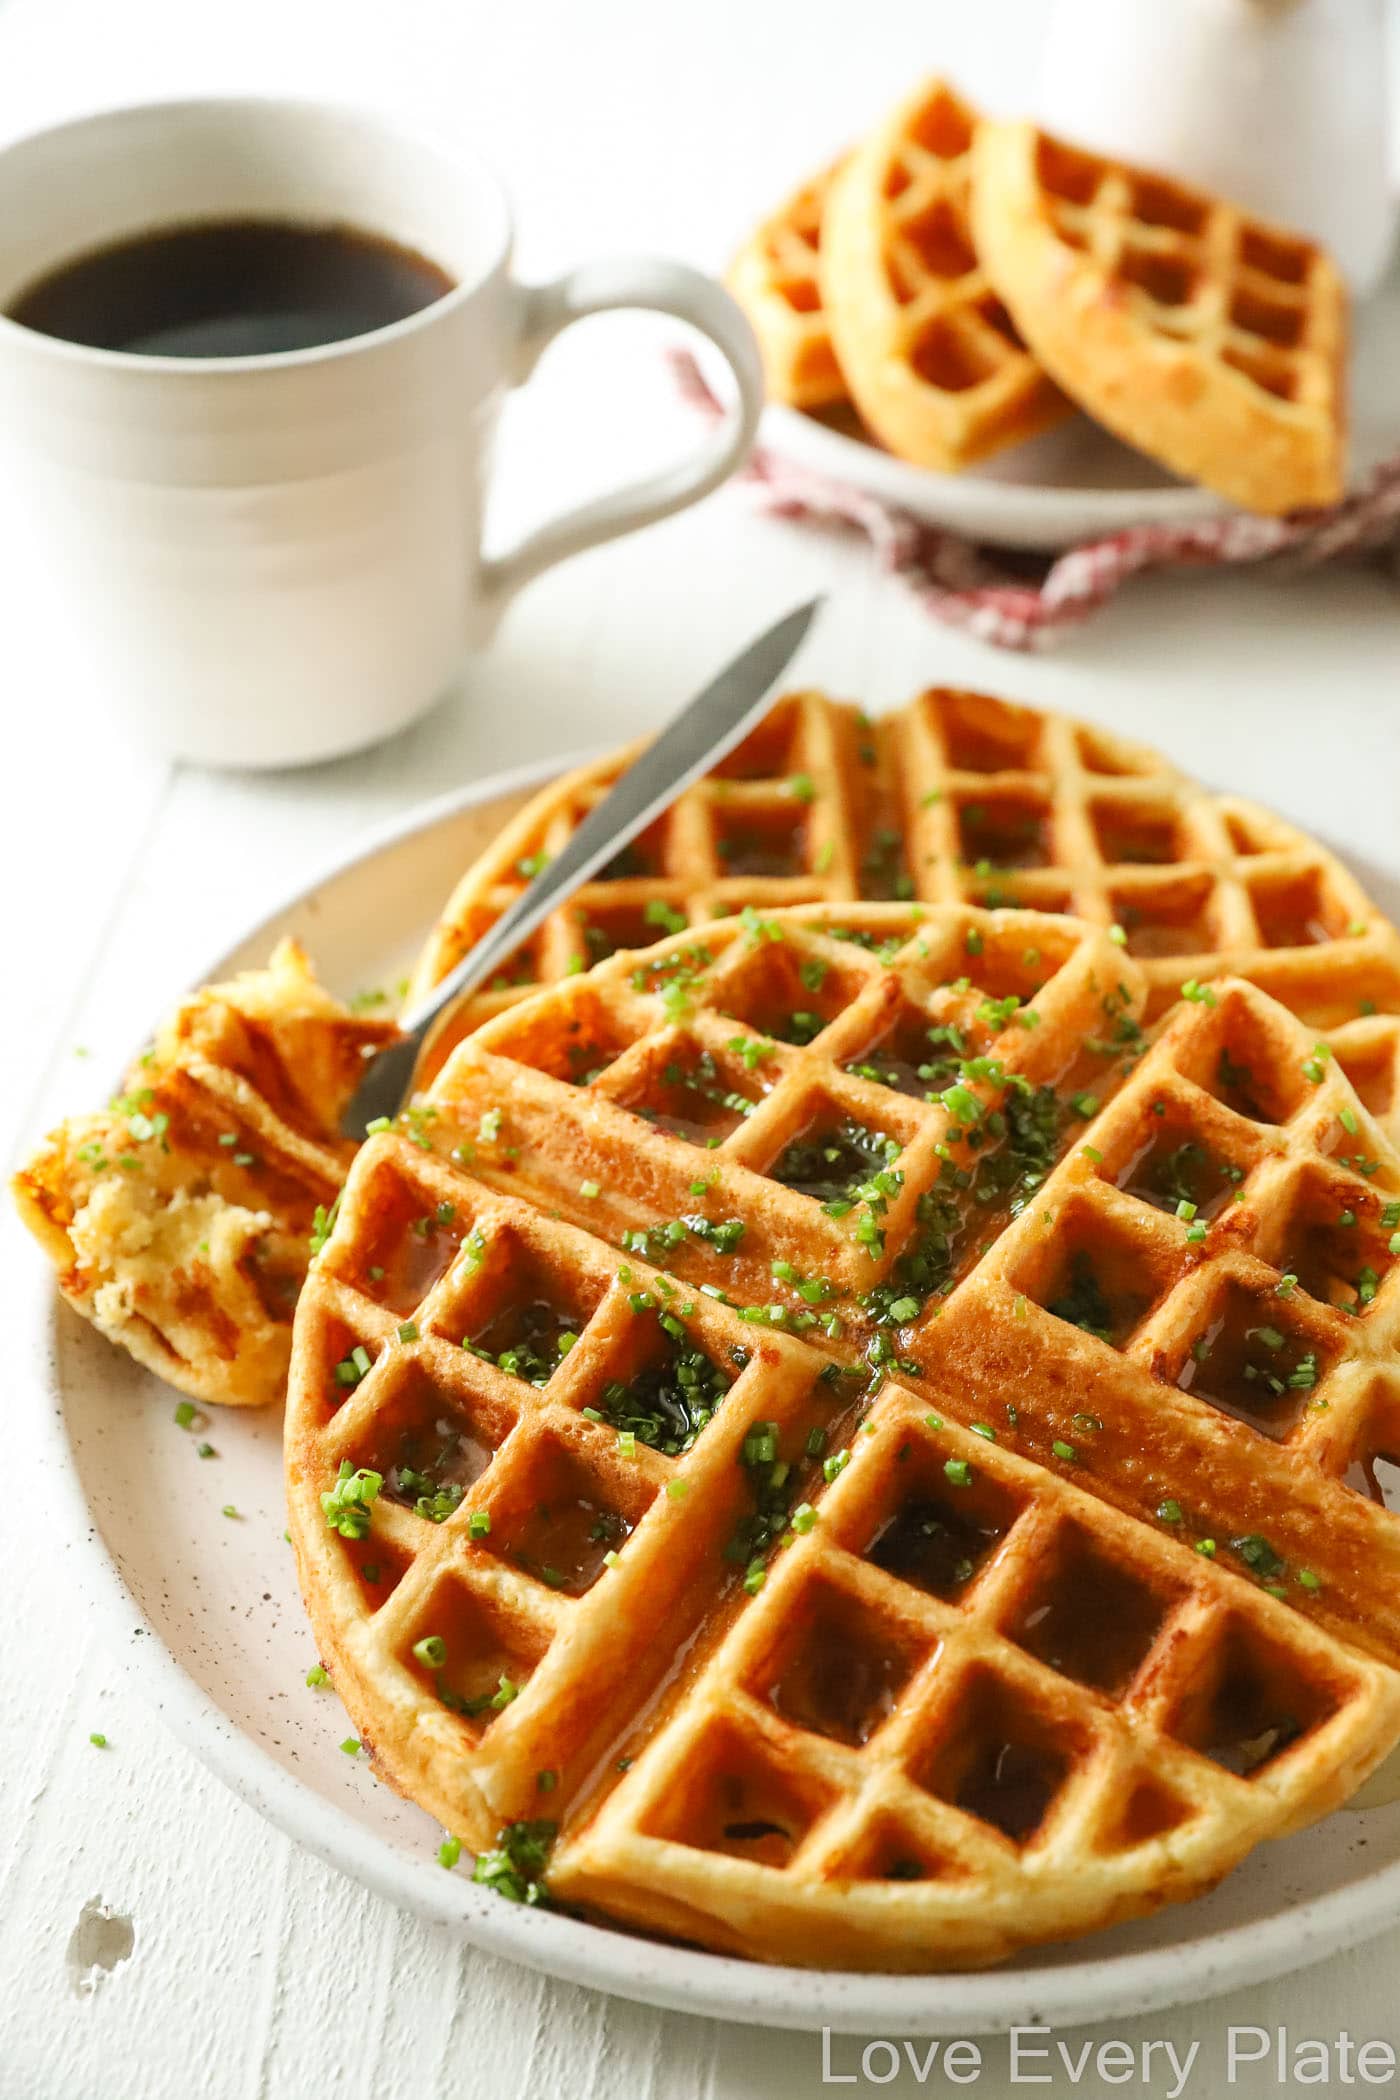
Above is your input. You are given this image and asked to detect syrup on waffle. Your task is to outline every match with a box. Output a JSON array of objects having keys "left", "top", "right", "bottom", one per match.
[
  {"left": 287, "top": 905, "right": 1400, "bottom": 1969},
  {"left": 817, "top": 80, "right": 1068, "bottom": 472},
  {"left": 14, "top": 939, "right": 397, "bottom": 1408},
  {"left": 409, "top": 688, "right": 1400, "bottom": 1136},
  {"left": 726, "top": 163, "right": 850, "bottom": 412},
  {"left": 971, "top": 120, "right": 1348, "bottom": 515}
]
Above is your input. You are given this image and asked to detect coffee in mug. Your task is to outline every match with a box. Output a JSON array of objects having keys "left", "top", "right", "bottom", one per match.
[{"left": 7, "top": 217, "right": 458, "bottom": 359}]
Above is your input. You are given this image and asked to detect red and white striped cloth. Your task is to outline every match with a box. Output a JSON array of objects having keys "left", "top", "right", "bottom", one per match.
[{"left": 673, "top": 349, "right": 1400, "bottom": 651}]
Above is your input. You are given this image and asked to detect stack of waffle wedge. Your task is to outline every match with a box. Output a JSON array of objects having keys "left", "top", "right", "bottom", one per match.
[
  {"left": 19, "top": 688, "right": 1400, "bottom": 1970},
  {"left": 727, "top": 79, "right": 1347, "bottom": 514}
]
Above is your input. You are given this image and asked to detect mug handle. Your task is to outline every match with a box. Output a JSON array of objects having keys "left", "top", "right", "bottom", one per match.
[{"left": 479, "top": 258, "right": 764, "bottom": 604}]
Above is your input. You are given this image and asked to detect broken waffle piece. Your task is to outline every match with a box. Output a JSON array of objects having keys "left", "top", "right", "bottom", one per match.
[{"left": 14, "top": 939, "right": 397, "bottom": 1407}]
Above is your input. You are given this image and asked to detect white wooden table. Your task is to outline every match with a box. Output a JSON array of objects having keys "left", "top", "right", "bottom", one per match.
[{"left": 5, "top": 2, "right": 1400, "bottom": 2094}]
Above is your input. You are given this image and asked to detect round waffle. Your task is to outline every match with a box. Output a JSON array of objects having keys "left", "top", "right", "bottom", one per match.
[
  {"left": 818, "top": 80, "right": 1068, "bottom": 472},
  {"left": 970, "top": 120, "right": 1348, "bottom": 515},
  {"left": 287, "top": 903, "right": 1400, "bottom": 1970},
  {"left": 408, "top": 687, "right": 1400, "bottom": 1137}
]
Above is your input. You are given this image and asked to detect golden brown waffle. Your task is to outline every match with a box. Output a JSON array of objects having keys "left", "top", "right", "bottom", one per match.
[
  {"left": 818, "top": 80, "right": 1068, "bottom": 472},
  {"left": 409, "top": 687, "right": 1400, "bottom": 1133},
  {"left": 287, "top": 904, "right": 1400, "bottom": 1970},
  {"left": 14, "top": 939, "right": 397, "bottom": 1408},
  {"left": 726, "top": 163, "right": 849, "bottom": 412},
  {"left": 971, "top": 120, "right": 1348, "bottom": 515}
]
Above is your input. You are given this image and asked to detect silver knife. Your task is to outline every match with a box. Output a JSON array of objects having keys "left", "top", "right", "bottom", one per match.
[{"left": 340, "top": 595, "right": 824, "bottom": 1137}]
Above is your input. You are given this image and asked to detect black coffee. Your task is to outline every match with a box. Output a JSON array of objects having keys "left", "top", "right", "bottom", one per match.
[{"left": 6, "top": 217, "right": 456, "bottom": 358}]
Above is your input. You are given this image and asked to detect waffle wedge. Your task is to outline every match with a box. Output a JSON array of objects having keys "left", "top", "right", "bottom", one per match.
[
  {"left": 727, "top": 163, "right": 849, "bottom": 412},
  {"left": 287, "top": 904, "right": 1400, "bottom": 1970},
  {"left": 15, "top": 939, "right": 397, "bottom": 1407},
  {"left": 818, "top": 80, "right": 1068, "bottom": 471},
  {"left": 409, "top": 688, "right": 1400, "bottom": 1135},
  {"left": 971, "top": 121, "right": 1348, "bottom": 515}
]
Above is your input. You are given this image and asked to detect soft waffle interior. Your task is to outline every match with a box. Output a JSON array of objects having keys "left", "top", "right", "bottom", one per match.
[
  {"left": 409, "top": 689, "right": 1400, "bottom": 1140},
  {"left": 288, "top": 904, "right": 1400, "bottom": 1970}
]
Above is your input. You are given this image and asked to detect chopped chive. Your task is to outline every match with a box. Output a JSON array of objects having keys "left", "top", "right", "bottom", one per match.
[
  {"left": 1051, "top": 1441, "right": 1078, "bottom": 1464},
  {"left": 305, "top": 1664, "right": 328, "bottom": 1688},
  {"left": 438, "top": 1835, "right": 462, "bottom": 1869},
  {"left": 413, "top": 1635, "right": 447, "bottom": 1668}
]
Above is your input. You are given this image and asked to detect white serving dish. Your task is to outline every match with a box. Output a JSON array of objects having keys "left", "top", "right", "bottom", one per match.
[
  {"left": 756, "top": 267, "right": 1400, "bottom": 552},
  {"left": 26, "top": 759, "right": 1400, "bottom": 2035}
]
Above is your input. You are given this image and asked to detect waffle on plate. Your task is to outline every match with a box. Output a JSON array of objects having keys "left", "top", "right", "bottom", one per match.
[
  {"left": 726, "top": 162, "right": 849, "bottom": 412},
  {"left": 14, "top": 939, "right": 396, "bottom": 1407},
  {"left": 970, "top": 119, "right": 1348, "bottom": 514},
  {"left": 287, "top": 903, "right": 1400, "bottom": 1969},
  {"left": 410, "top": 688, "right": 1400, "bottom": 1134},
  {"left": 818, "top": 80, "right": 1068, "bottom": 472}
]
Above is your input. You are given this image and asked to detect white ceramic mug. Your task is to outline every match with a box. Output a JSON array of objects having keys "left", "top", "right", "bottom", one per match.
[{"left": 0, "top": 97, "right": 764, "bottom": 769}]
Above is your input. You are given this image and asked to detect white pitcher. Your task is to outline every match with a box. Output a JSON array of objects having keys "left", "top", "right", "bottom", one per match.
[{"left": 1038, "top": 0, "right": 1397, "bottom": 295}]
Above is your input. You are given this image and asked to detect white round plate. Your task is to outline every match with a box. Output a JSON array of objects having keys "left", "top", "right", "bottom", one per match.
[
  {"left": 756, "top": 268, "right": 1400, "bottom": 551},
  {"left": 28, "top": 761, "right": 1400, "bottom": 2036}
]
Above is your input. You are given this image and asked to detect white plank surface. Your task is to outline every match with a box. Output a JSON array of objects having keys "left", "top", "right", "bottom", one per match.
[{"left": 5, "top": 2, "right": 1400, "bottom": 2095}]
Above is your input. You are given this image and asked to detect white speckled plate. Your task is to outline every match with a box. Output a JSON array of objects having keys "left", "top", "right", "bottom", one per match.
[
  {"left": 28, "top": 761, "right": 1400, "bottom": 2035},
  {"left": 752, "top": 266, "right": 1400, "bottom": 552}
]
